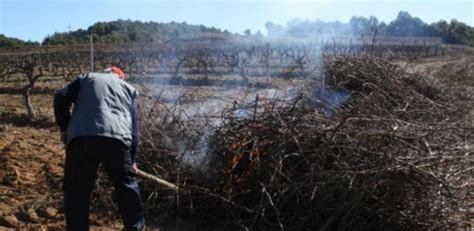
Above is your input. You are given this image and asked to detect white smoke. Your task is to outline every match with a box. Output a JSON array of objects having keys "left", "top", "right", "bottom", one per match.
[{"left": 135, "top": 29, "right": 355, "bottom": 173}]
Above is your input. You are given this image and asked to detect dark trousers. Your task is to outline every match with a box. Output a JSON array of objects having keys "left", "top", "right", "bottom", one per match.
[{"left": 64, "top": 136, "right": 145, "bottom": 231}]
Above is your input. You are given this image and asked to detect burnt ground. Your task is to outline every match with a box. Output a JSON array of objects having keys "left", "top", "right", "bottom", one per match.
[{"left": 0, "top": 52, "right": 473, "bottom": 230}]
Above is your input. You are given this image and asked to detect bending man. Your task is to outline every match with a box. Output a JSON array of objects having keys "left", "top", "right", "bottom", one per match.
[{"left": 54, "top": 67, "right": 145, "bottom": 231}]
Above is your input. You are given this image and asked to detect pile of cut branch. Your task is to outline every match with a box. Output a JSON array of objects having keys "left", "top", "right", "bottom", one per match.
[{"left": 137, "top": 55, "right": 472, "bottom": 230}]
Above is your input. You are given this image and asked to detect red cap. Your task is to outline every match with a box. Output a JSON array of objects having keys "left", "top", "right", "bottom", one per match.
[{"left": 111, "top": 67, "right": 125, "bottom": 79}]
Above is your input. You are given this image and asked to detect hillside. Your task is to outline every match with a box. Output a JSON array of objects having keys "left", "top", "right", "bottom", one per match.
[{"left": 42, "top": 20, "right": 231, "bottom": 45}]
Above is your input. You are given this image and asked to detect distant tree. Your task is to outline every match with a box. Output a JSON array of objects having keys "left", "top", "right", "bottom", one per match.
[
  {"left": 243, "top": 29, "right": 252, "bottom": 36},
  {"left": 387, "top": 11, "right": 430, "bottom": 37},
  {"left": 254, "top": 31, "right": 264, "bottom": 38},
  {"left": 350, "top": 16, "right": 371, "bottom": 35},
  {"left": 265, "top": 22, "right": 285, "bottom": 37},
  {"left": 433, "top": 19, "right": 474, "bottom": 45},
  {"left": 378, "top": 22, "right": 389, "bottom": 36}
]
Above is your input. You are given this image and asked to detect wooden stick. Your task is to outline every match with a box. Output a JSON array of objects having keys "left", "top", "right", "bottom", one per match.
[{"left": 135, "top": 168, "right": 178, "bottom": 190}]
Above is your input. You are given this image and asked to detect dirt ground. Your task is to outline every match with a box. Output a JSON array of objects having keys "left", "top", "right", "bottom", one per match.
[{"left": 0, "top": 51, "right": 473, "bottom": 230}]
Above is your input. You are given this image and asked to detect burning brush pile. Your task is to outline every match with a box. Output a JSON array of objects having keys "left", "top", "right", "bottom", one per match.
[{"left": 137, "top": 55, "right": 472, "bottom": 230}]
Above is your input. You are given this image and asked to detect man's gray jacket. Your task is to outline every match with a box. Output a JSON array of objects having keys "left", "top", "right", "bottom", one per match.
[{"left": 54, "top": 72, "right": 139, "bottom": 161}]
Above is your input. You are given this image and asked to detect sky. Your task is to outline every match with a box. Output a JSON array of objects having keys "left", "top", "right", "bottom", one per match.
[{"left": 0, "top": 0, "right": 473, "bottom": 42}]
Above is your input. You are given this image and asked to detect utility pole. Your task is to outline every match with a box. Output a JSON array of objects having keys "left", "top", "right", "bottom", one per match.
[
  {"left": 265, "top": 43, "right": 270, "bottom": 85},
  {"left": 90, "top": 34, "right": 94, "bottom": 72}
]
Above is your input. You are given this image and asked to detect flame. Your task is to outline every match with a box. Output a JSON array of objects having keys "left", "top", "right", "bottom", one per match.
[
  {"left": 225, "top": 132, "right": 265, "bottom": 183},
  {"left": 223, "top": 96, "right": 278, "bottom": 184}
]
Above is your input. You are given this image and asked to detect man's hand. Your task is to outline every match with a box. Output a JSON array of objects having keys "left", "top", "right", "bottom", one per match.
[
  {"left": 60, "top": 132, "right": 67, "bottom": 145},
  {"left": 132, "top": 163, "right": 138, "bottom": 173}
]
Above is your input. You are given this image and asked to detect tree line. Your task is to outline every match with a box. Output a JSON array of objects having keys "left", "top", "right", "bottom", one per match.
[
  {"left": 0, "top": 34, "right": 39, "bottom": 48},
  {"left": 265, "top": 11, "right": 474, "bottom": 46},
  {"left": 0, "top": 11, "right": 472, "bottom": 48},
  {"left": 0, "top": 20, "right": 231, "bottom": 48}
]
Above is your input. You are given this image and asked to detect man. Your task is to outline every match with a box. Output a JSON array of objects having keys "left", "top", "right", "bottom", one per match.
[{"left": 54, "top": 67, "right": 145, "bottom": 231}]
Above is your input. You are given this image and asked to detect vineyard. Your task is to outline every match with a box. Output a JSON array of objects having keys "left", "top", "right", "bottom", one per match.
[{"left": 0, "top": 38, "right": 473, "bottom": 230}]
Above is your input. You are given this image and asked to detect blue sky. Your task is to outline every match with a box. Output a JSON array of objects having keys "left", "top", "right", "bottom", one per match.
[{"left": 1, "top": 0, "right": 473, "bottom": 42}]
